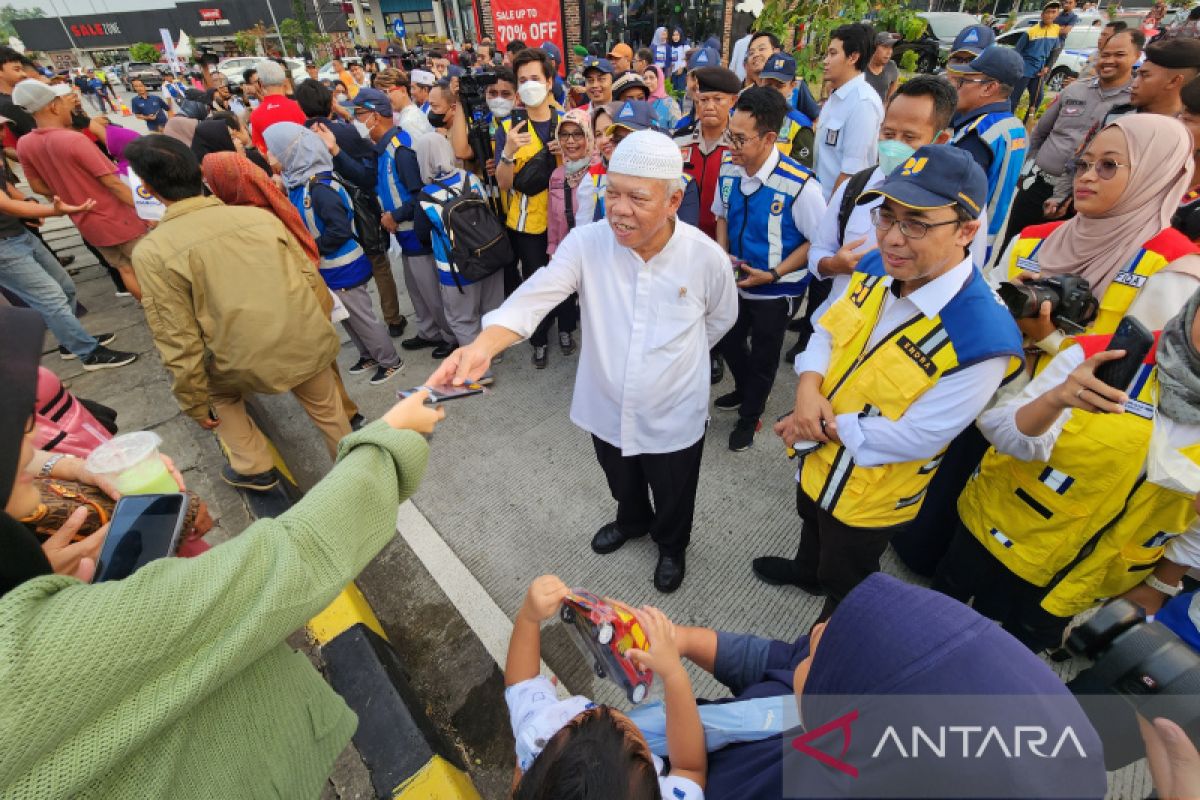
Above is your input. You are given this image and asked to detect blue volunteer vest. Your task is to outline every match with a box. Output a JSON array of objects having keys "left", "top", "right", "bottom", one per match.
[
  {"left": 292, "top": 176, "right": 372, "bottom": 290},
  {"left": 375, "top": 129, "right": 423, "bottom": 253},
  {"left": 718, "top": 152, "right": 814, "bottom": 298},
  {"left": 418, "top": 170, "right": 487, "bottom": 287},
  {"left": 951, "top": 111, "right": 1027, "bottom": 266}
]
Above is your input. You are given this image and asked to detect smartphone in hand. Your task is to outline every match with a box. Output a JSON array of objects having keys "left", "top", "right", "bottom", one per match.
[
  {"left": 1094, "top": 316, "right": 1155, "bottom": 391},
  {"left": 94, "top": 493, "right": 188, "bottom": 582},
  {"left": 398, "top": 382, "right": 486, "bottom": 404}
]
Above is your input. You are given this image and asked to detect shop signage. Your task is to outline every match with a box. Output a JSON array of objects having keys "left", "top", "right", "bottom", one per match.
[
  {"left": 198, "top": 8, "right": 231, "bottom": 26},
  {"left": 491, "top": 0, "right": 563, "bottom": 60},
  {"left": 69, "top": 21, "right": 121, "bottom": 36}
]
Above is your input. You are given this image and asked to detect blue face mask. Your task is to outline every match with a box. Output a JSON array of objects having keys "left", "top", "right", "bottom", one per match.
[{"left": 877, "top": 139, "right": 916, "bottom": 176}]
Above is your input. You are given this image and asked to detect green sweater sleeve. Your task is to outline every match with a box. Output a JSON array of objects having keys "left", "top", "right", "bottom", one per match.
[{"left": 0, "top": 421, "right": 427, "bottom": 788}]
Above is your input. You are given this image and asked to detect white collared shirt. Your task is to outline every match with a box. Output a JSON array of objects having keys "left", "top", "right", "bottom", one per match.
[
  {"left": 795, "top": 257, "right": 1010, "bottom": 467},
  {"left": 483, "top": 219, "right": 738, "bottom": 455},
  {"left": 814, "top": 73, "right": 884, "bottom": 201}
]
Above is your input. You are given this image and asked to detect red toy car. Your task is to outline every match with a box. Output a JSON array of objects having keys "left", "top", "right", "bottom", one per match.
[{"left": 560, "top": 590, "right": 654, "bottom": 704}]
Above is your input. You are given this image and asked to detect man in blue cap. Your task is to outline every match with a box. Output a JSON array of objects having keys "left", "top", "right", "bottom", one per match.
[
  {"left": 580, "top": 56, "right": 614, "bottom": 114},
  {"left": 760, "top": 144, "right": 1023, "bottom": 620},
  {"left": 539, "top": 41, "right": 568, "bottom": 106},
  {"left": 1012, "top": 2, "right": 1063, "bottom": 116},
  {"left": 756, "top": 51, "right": 815, "bottom": 168},
  {"left": 947, "top": 45, "right": 1027, "bottom": 267},
  {"left": 946, "top": 23, "right": 996, "bottom": 70}
]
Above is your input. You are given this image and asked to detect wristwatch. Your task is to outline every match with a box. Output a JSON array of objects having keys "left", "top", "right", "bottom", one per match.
[
  {"left": 38, "top": 453, "right": 66, "bottom": 478},
  {"left": 768, "top": 268, "right": 781, "bottom": 283},
  {"left": 499, "top": 153, "right": 515, "bottom": 165},
  {"left": 1144, "top": 573, "right": 1183, "bottom": 597}
]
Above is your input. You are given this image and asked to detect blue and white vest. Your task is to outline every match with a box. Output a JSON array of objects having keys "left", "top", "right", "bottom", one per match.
[
  {"left": 418, "top": 170, "right": 488, "bottom": 287},
  {"left": 951, "top": 111, "right": 1027, "bottom": 267},
  {"left": 292, "top": 176, "right": 372, "bottom": 290},
  {"left": 375, "top": 129, "right": 422, "bottom": 252}
]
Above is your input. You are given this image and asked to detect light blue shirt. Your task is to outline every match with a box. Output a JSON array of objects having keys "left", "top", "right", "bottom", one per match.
[{"left": 814, "top": 73, "right": 884, "bottom": 201}]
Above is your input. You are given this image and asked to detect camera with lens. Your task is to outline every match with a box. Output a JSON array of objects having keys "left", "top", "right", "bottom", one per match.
[
  {"left": 997, "top": 274, "right": 1099, "bottom": 334},
  {"left": 196, "top": 45, "right": 221, "bottom": 67},
  {"left": 1067, "top": 599, "right": 1200, "bottom": 747},
  {"left": 458, "top": 71, "right": 497, "bottom": 103}
]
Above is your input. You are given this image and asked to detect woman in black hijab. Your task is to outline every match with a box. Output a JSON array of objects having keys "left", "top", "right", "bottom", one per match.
[{"left": 191, "top": 112, "right": 271, "bottom": 176}]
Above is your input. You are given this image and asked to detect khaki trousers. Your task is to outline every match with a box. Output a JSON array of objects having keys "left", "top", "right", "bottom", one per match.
[{"left": 211, "top": 366, "right": 351, "bottom": 475}]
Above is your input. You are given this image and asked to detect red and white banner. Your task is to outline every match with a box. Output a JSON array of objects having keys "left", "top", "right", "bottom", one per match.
[{"left": 490, "top": 0, "right": 564, "bottom": 68}]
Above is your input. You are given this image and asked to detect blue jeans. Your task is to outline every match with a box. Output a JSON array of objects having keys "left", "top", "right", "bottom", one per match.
[{"left": 0, "top": 229, "right": 97, "bottom": 358}]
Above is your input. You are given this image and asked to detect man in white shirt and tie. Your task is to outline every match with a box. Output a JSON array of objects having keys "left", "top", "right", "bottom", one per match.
[{"left": 429, "top": 130, "right": 738, "bottom": 592}]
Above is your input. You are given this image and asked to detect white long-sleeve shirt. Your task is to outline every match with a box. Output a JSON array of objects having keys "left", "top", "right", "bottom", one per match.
[
  {"left": 483, "top": 219, "right": 738, "bottom": 455},
  {"left": 814, "top": 73, "right": 884, "bottom": 201},
  {"left": 977, "top": 342, "right": 1200, "bottom": 568},
  {"left": 795, "top": 258, "right": 1010, "bottom": 467}
]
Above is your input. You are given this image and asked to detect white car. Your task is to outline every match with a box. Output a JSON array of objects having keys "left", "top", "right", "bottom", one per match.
[
  {"left": 997, "top": 25, "right": 1101, "bottom": 92},
  {"left": 317, "top": 57, "right": 362, "bottom": 84},
  {"left": 215, "top": 56, "right": 307, "bottom": 86}
]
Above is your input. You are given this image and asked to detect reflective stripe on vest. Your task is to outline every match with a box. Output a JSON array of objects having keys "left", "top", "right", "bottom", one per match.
[
  {"left": 953, "top": 112, "right": 1026, "bottom": 268},
  {"left": 502, "top": 110, "right": 563, "bottom": 234},
  {"left": 378, "top": 133, "right": 415, "bottom": 233},
  {"left": 298, "top": 179, "right": 368, "bottom": 274},
  {"left": 958, "top": 357, "right": 1199, "bottom": 617}
]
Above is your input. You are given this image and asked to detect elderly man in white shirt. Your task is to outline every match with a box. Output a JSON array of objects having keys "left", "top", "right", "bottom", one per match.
[
  {"left": 815, "top": 23, "right": 885, "bottom": 202},
  {"left": 428, "top": 130, "right": 738, "bottom": 592}
]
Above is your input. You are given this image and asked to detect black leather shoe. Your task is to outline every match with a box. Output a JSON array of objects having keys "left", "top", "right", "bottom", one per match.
[
  {"left": 751, "top": 556, "right": 824, "bottom": 594},
  {"left": 591, "top": 522, "right": 646, "bottom": 555},
  {"left": 654, "top": 552, "right": 686, "bottom": 593},
  {"left": 432, "top": 341, "right": 457, "bottom": 359},
  {"left": 710, "top": 354, "right": 724, "bottom": 385},
  {"left": 387, "top": 319, "right": 408, "bottom": 338}
]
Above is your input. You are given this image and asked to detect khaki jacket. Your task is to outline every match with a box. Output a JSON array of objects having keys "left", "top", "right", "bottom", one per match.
[{"left": 132, "top": 196, "right": 340, "bottom": 420}]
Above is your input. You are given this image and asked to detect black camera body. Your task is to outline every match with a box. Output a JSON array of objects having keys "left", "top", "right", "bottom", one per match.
[
  {"left": 997, "top": 274, "right": 1100, "bottom": 334},
  {"left": 196, "top": 45, "right": 221, "bottom": 67},
  {"left": 1068, "top": 599, "right": 1200, "bottom": 745}
]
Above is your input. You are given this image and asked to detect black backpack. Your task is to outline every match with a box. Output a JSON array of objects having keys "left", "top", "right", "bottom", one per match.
[
  {"left": 836, "top": 167, "right": 877, "bottom": 246},
  {"left": 420, "top": 177, "right": 514, "bottom": 289},
  {"left": 329, "top": 174, "right": 390, "bottom": 256}
]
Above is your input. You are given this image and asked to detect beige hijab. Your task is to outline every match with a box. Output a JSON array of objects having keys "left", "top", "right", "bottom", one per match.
[{"left": 1037, "top": 114, "right": 1199, "bottom": 295}]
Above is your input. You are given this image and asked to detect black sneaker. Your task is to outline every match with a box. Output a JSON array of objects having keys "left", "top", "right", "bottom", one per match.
[
  {"left": 369, "top": 362, "right": 403, "bottom": 385},
  {"left": 532, "top": 345, "right": 548, "bottom": 369},
  {"left": 221, "top": 465, "right": 279, "bottom": 492},
  {"left": 60, "top": 332, "right": 115, "bottom": 359},
  {"left": 714, "top": 390, "right": 742, "bottom": 411},
  {"left": 710, "top": 354, "right": 724, "bottom": 385},
  {"left": 349, "top": 413, "right": 366, "bottom": 431},
  {"left": 431, "top": 341, "right": 457, "bottom": 359},
  {"left": 401, "top": 335, "right": 441, "bottom": 351},
  {"left": 57, "top": 254, "right": 76, "bottom": 267},
  {"left": 559, "top": 331, "right": 576, "bottom": 356},
  {"left": 348, "top": 356, "right": 378, "bottom": 375},
  {"left": 80, "top": 345, "right": 136, "bottom": 370},
  {"left": 729, "top": 417, "right": 761, "bottom": 452},
  {"left": 387, "top": 319, "right": 408, "bottom": 338}
]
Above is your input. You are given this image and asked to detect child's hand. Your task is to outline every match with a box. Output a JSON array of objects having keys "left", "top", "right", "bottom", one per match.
[
  {"left": 626, "top": 606, "right": 685, "bottom": 680},
  {"left": 518, "top": 574, "right": 570, "bottom": 624}
]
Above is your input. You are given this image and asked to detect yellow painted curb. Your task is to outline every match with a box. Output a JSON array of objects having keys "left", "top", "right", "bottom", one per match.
[
  {"left": 309, "top": 583, "right": 388, "bottom": 645},
  {"left": 392, "top": 756, "right": 482, "bottom": 800}
]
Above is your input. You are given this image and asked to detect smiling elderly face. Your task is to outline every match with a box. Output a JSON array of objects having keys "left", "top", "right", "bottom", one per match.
[{"left": 604, "top": 171, "right": 682, "bottom": 252}]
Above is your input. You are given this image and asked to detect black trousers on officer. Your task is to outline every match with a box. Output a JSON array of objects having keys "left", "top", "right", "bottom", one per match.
[
  {"left": 931, "top": 521, "right": 1072, "bottom": 654},
  {"left": 717, "top": 295, "right": 793, "bottom": 421},
  {"left": 508, "top": 229, "right": 578, "bottom": 348},
  {"left": 794, "top": 482, "right": 906, "bottom": 622},
  {"left": 592, "top": 434, "right": 705, "bottom": 557},
  {"left": 997, "top": 169, "right": 1061, "bottom": 256}
]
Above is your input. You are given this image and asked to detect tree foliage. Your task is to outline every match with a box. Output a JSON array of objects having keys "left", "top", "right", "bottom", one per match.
[
  {"left": 0, "top": 4, "right": 42, "bottom": 42},
  {"left": 129, "top": 42, "right": 160, "bottom": 63}
]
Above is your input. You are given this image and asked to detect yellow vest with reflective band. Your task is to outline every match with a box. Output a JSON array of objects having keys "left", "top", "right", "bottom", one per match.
[
  {"left": 501, "top": 110, "right": 563, "bottom": 235},
  {"left": 799, "top": 266, "right": 1025, "bottom": 528},
  {"left": 958, "top": 339, "right": 1200, "bottom": 618}
]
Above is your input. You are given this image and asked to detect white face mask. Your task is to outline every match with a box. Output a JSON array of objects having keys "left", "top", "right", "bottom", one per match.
[
  {"left": 487, "top": 97, "right": 514, "bottom": 118},
  {"left": 518, "top": 80, "right": 548, "bottom": 108}
]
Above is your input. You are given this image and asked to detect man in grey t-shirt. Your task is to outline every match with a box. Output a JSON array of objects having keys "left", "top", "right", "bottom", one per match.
[{"left": 864, "top": 32, "right": 901, "bottom": 101}]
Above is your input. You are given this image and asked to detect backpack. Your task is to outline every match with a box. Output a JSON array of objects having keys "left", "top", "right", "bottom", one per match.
[
  {"left": 329, "top": 174, "right": 390, "bottom": 256},
  {"left": 836, "top": 166, "right": 877, "bottom": 246},
  {"left": 421, "top": 176, "right": 514, "bottom": 289}
]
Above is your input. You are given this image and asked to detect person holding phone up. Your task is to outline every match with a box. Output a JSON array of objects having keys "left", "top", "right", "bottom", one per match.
[{"left": 933, "top": 290, "right": 1200, "bottom": 654}]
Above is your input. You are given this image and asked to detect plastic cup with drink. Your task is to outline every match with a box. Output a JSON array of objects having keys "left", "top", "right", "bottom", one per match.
[{"left": 85, "top": 431, "right": 180, "bottom": 496}]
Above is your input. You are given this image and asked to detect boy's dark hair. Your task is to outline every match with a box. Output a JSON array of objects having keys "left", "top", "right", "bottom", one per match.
[
  {"left": 492, "top": 66, "right": 517, "bottom": 88},
  {"left": 1104, "top": 19, "right": 1128, "bottom": 31},
  {"left": 635, "top": 47, "right": 654, "bottom": 65},
  {"left": 890, "top": 74, "right": 958, "bottom": 130},
  {"left": 513, "top": 47, "right": 553, "bottom": 80},
  {"left": 831, "top": 23, "right": 875, "bottom": 71},
  {"left": 294, "top": 77, "right": 333, "bottom": 117},
  {"left": 749, "top": 30, "right": 781, "bottom": 51},
  {"left": 211, "top": 109, "right": 241, "bottom": 131},
  {"left": 513, "top": 706, "right": 660, "bottom": 800},
  {"left": 507, "top": 39, "right": 528, "bottom": 54},
  {"left": 428, "top": 48, "right": 445, "bottom": 60},
  {"left": 0, "top": 46, "right": 22, "bottom": 67},
  {"left": 125, "top": 135, "right": 203, "bottom": 201},
  {"left": 1114, "top": 28, "right": 1147, "bottom": 49},
  {"left": 242, "top": 67, "right": 258, "bottom": 85},
  {"left": 1182, "top": 74, "right": 1200, "bottom": 114},
  {"left": 735, "top": 85, "right": 787, "bottom": 135}
]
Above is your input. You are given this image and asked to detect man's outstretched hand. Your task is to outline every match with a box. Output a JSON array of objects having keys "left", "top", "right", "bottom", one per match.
[{"left": 426, "top": 342, "right": 492, "bottom": 387}]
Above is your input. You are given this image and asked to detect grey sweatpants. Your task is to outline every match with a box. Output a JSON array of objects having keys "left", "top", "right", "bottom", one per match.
[
  {"left": 400, "top": 252, "right": 453, "bottom": 343},
  {"left": 337, "top": 283, "right": 401, "bottom": 368},
  {"left": 439, "top": 269, "right": 505, "bottom": 346}
]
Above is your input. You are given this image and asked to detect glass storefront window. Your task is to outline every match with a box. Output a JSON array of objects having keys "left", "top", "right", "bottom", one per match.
[{"left": 584, "top": 0, "right": 725, "bottom": 53}]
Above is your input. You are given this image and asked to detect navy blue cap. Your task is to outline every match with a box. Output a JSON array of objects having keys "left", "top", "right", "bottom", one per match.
[
  {"left": 687, "top": 46, "right": 720, "bottom": 70},
  {"left": 340, "top": 86, "right": 392, "bottom": 116},
  {"left": 606, "top": 100, "right": 663, "bottom": 133},
  {"left": 949, "top": 24, "right": 996, "bottom": 57},
  {"left": 582, "top": 56, "right": 614, "bottom": 75},
  {"left": 858, "top": 144, "right": 988, "bottom": 219},
  {"left": 948, "top": 45, "right": 1024, "bottom": 86},
  {"left": 760, "top": 52, "right": 797, "bottom": 81},
  {"left": 540, "top": 41, "right": 562, "bottom": 65}
]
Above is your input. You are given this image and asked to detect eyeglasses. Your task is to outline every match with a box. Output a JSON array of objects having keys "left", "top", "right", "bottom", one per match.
[
  {"left": 727, "top": 132, "right": 762, "bottom": 149},
  {"left": 559, "top": 130, "right": 587, "bottom": 141},
  {"left": 1070, "top": 157, "right": 1130, "bottom": 180},
  {"left": 870, "top": 207, "right": 961, "bottom": 239},
  {"left": 948, "top": 76, "right": 994, "bottom": 88}
]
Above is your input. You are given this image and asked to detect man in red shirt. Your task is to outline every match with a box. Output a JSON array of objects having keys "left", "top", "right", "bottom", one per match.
[
  {"left": 14, "top": 80, "right": 147, "bottom": 298},
  {"left": 249, "top": 60, "right": 307, "bottom": 153}
]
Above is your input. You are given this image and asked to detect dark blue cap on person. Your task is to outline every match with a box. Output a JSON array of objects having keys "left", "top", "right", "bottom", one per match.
[
  {"left": 540, "top": 41, "right": 562, "bottom": 66},
  {"left": 950, "top": 23, "right": 996, "bottom": 57},
  {"left": 948, "top": 44, "right": 1026, "bottom": 86},
  {"left": 340, "top": 86, "right": 392, "bottom": 116},
  {"left": 581, "top": 56, "right": 614, "bottom": 75},
  {"left": 687, "top": 46, "right": 720, "bottom": 70},
  {"left": 759, "top": 52, "right": 797, "bottom": 81},
  {"left": 606, "top": 100, "right": 663, "bottom": 134},
  {"left": 858, "top": 144, "right": 989, "bottom": 219}
]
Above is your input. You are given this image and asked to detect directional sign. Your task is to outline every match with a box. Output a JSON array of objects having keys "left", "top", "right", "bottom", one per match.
[{"left": 391, "top": 17, "right": 406, "bottom": 38}]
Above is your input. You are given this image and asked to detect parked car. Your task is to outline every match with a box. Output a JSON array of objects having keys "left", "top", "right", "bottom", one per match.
[
  {"left": 317, "top": 57, "right": 362, "bottom": 84},
  {"left": 894, "top": 12, "right": 984, "bottom": 72},
  {"left": 121, "top": 62, "right": 163, "bottom": 91},
  {"left": 215, "top": 56, "right": 307, "bottom": 86},
  {"left": 996, "top": 24, "right": 1104, "bottom": 92}
]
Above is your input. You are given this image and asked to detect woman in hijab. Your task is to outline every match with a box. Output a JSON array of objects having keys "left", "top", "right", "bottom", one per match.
[
  {"left": 546, "top": 109, "right": 596, "bottom": 255},
  {"left": 191, "top": 113, "right": 270, "bottom": 175},
  {"left": 651, "top": 26, "right": 670, "bottom": 70},
  {"left": 413, "top": 133, "right": 504, "bottom": 361},
  {"left": 635, "top": 572, "right": 1106, "bottom": 799},
  {"left": 263, "top": 122, "right": 403, "bottom": 386},
  {"left": 668, "top": 27, "right": 689, "bottom": 92},
  {"left": 934, "top": 287, "right": 1200, "bottom": 653},
  {"left": 0, "top": 306, "right": 443, "bottom": 798},
  {"left": 574, "top": 104, "right": 616, "bottom": 225},
  {"left": 642, "top": 64, "right": 680, "bottom": 132}
]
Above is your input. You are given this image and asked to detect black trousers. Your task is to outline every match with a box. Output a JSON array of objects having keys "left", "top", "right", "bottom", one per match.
[
  {"left": 790, "top": 277, "right": 832, "bottom": 346},
  {"left": 997, "top": 170, "right": 1058, "bottom": 256},
  {"left": 592, "top": 434, "right": 705, "bottom": 557},
  {"left": 890, "top": 424, "right": 990, "bottom": 578},
  {"left": 717, "top": 295, "right": 793, "bottom": 421},
  {"left": 509, "top": 229, "right": 577, "bottom": 348},
  {"left": 931, "top": 521, "right": 1071, "bottom": 654},
  {"left": 794, "top": 482, "right": 905, "bottom": 622}
]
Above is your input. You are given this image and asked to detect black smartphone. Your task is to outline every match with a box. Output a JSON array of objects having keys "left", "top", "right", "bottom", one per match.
[
  {"left": 1093, "top": 316, "right": 1155, "bottom": 391},
  {"left": 397, "top": 382, "right": 487, "bottom": 403},
  {"left": 509, "top": 107, "right": 528, "bottom": 128},
  {"left": 94, "top": 493, "right": 188, "bottom": 583}
]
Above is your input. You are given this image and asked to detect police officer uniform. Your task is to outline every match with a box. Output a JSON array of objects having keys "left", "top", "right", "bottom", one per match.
[{"left": 673, "top": 65, "right": 740, "bottom": 240}]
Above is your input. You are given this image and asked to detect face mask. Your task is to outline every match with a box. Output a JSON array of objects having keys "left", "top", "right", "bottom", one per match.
[
  {"left": 427, "top": 110, "right": 447, "bottom": 129},
  {"left": 487, "top": 97, "right": 514, "bottom": 118},
  {"left": 335, "top": 93, "right": 348, "bottom": 103},
  {"left": 518, "top": 80, "right": 548, "bottom": 107},
  {"left": 877, "top": 139, "right": 915, "bottom": 176},
  {"left": 564, "top": 156, "right": 591, "bottom": 173}
]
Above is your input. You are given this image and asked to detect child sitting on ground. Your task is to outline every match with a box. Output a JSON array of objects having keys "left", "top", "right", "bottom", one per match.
[{"left": 505, "top": 574, "right": 706, "bottom": 800}]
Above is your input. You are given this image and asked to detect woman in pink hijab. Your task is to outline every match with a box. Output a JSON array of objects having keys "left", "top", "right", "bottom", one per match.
[
  {"left": 641, "top": 64, "right": 680, "bottom": 132},
  {"left": 996, "top": 114, "right": 1200, "bottom": 361}
]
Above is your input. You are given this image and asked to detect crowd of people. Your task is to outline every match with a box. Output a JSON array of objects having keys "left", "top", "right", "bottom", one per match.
[{"left": 4, "top": 11, "right": 1200, "bottom": 799}]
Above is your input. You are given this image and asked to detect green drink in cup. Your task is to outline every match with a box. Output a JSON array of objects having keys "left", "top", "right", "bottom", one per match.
[{"left": 85, "top": 431, "right": 179, "bottom": 495}]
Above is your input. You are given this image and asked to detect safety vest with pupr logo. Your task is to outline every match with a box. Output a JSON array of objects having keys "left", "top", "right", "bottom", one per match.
[
  {"left": 950, "top": 110, "right": 1026, "bottom": 267},
  {"left": 958, "top": 333, "right": 1200, "bottom": 618},
  {"left": 798, "top": 254, "right": 1025, "bottom": 528},
  {"left": 376, "top": 128, "right": 423, "bottom": 253}
]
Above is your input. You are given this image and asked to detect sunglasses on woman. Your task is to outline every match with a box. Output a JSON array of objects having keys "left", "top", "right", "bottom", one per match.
[{"left": 1070, "top": 157, "right": 1129, "bottom": 180}]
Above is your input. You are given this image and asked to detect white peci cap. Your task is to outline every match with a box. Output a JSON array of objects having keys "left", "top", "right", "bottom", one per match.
[
  {"left": 12, "top": 79, "right": 71, "bottom": 113},
  {"left": 607, "top": 129, "right": 683, "bottom": 181}
]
